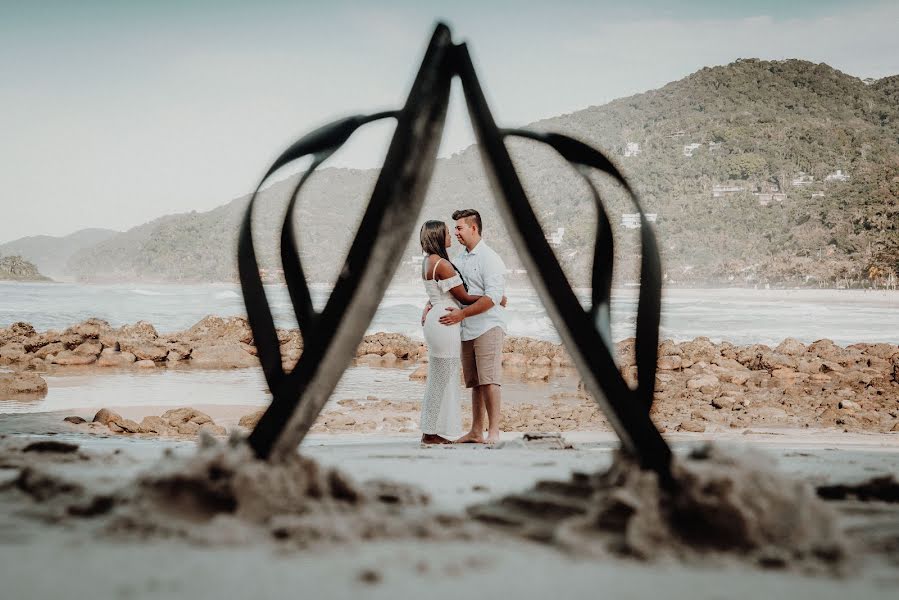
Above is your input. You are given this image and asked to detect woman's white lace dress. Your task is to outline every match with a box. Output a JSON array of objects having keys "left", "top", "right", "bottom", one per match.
[{"left": 420, "top": 259, "right": 463, "bottom": 437}]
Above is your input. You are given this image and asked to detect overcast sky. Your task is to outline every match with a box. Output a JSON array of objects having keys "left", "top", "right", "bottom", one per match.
[{"left": 1, "top": 0, "right": 898, "bottom": 243}]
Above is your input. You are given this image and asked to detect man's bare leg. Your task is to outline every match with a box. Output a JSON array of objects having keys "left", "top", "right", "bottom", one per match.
[
  {"left": 483, "top": 384, "right": 502, "bottom": 444},
  {"left": 456, "top": 386, "right": 485, "bottom": 443}
]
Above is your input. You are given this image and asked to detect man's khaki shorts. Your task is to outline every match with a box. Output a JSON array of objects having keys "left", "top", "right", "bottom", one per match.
[{"left": 461, "top": 326, "right": 504, "bottom": 388}]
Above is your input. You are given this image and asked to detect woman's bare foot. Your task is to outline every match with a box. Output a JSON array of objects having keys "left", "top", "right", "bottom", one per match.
[
  {"left": 485, "top": 430, "right": 502, "bottom": 445},
  {"left": 455, "top": 431, "right": 484, "bottom": 444},
  {"left": 421, "top": 434, "right": 452, "bottom": 445}
]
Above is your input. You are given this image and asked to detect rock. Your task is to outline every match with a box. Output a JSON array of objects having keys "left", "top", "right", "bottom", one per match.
[
  {"left": 502, "top": 353, "right": 528, "bottom": 367},
  {"left": 161, "top": 407, "right": 213, "bottom": 426},
  {"left": 711, "top": 397, "right": 736, "bottom": 410},
  {"left": 382, "top": 352, "right": 398, "bottom": 363},
  {"left": 686, "top": 374, "right": 719, "bottom": 390},
  {"left": 676, "top": 420, "right": 706, "bottom": 433},
  {"left": 33, "top": 341, "right": 65, "bottom": 360},
  {"left": 0, "top": 342, "right": 26, "bottom": 364},
  {"left": 23, "top": 440, "right": 79, "bottom": 453},
  {"left": 92, "top": 408, "right": 122, "bottom": 425},
  {"left": 97, "top": 350, "right": 136, "bottom": 367},
  {"left": 838, "top": 399, "right": 859, "bottom": 410},
  {"left": 198, "top": 423, "right": 227, "bottom": 436},
  {"left": 239, "top": 409, "right": 265, "bottom": 429},
  {"left": 808, "top": 339, "right": 842, "bottom": 360},
  {"left": 110, "top": 417, "right": 141, "bottom": 433},
  {"left": 530, "top": 356, "right": 551, "bottom": 367},
  {"left": 181, "top": 315, "right": 254, "bottom": 344},
  {"left": 63, "top": 415, "right": 87, "bottom": 424},
  {"left": 0, "top": 372, "right": 48, "bottom": 399},
  {"left": 891, "top": 422, "right": 899, "bottom": 432},
  {"left": 189, "top": 343, "right": 258, "bottom": 369},
  {"left": 73, "top": 340, "right": 103, "bottom": 356},
  {"left": 119, "top": 340, "right": 169, "bottom": 362},
  {"left": 176, "top": 421, "right": 200, "bottom": 435},
  {"left": 409, "top": 365, "right": 428, "bottom": 380},
  {"left": 53, "top": 353, "right": 97, "bottom": 366},
  {"left": 134, "top": 359, "right": 157, "bottom": 369},
  {"left": 775, "top": 338, "right": 806, "bottom": 356},
  {"left": 166, "top": 350, "right": 182, "bottom": 363},
  {"left": 107, "top": 421, "right": 124, "bottom": 433},
  {"left": 136, "top": 416, "right": 171, "bottom": 434},
  {"left": 819, "top": 361, "right": 844, "bottom": 373},
  {"left": 118, "top": 321, "right": 159, "bottom": 340},
  {"left": 657, "top": 355, "right": 682, "bottom": 371},
  {"left": 65, "top": 318, "right": 111, "bottom": 339}
]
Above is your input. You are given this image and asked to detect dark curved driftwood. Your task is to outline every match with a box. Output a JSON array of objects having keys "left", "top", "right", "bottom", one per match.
[{"left": 238, "top": 23, "right": 673, "bottom": 483}]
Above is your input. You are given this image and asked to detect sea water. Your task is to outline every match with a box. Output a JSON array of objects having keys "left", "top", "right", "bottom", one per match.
[{"left": 1, "top": 281, "right": 895, "bottom": 346}]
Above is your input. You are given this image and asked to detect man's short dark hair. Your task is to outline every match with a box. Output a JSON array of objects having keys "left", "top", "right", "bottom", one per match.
[{"left": 452, "top": 209, "right": 482, "bottom": 234}]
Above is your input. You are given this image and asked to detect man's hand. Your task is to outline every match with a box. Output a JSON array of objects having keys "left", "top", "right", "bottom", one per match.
[
  {"left": 439, "top": 307, "right": 465, "bottom": 326},
  {"left": 500, "top": 295, "right": 508, "bottom": 307},
  {"left": 421, "top": 303, "right": 432, "bottom": 326}
]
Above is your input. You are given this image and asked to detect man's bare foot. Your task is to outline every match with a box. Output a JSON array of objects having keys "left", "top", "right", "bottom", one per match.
[
  {"left": 485, "top": 431, "right": 502, "bottom": 445},
  {"left": 455, "top": 431, "right": 484, "bottom": 444},
  {"left": 421, "top": 434, "right": 452, "bottom": 445}
]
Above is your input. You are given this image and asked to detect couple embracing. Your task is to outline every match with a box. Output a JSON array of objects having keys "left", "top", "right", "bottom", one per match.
[{"left": 418, "top": 209, "right": 507, "bottom": 445}]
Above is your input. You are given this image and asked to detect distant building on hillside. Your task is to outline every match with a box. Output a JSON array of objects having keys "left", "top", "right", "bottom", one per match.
[
  {"left": 712, "top": 184, "right": 745, "bottom": 198},
  {"left": 707, "top": 141, "right": 722, "bottom": 152},
  {"left": 825, "top": 169, "right": 850, "bottom": 182},
  {"left": 668, "top": 130, "right": 686, "bottom": 138},
  {"left": 624, "top": 142, "right": 641, "bottom": 157},
  {"left": 811, "top": 191, "right": 825, "bottom": 198},
  {"left": 791, "top": 172, "right": 814, "bottom": 187},
  {"left": 755, "top": 193, "right": 787, "bottom": 206},
  {"left": 621, "top": 213, "right": 657, "bottom": 229},
  {"left": 683, "top": 143, "right": 701, "bottom": 157}
]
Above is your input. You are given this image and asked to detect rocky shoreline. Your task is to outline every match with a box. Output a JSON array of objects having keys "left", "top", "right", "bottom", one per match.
[{"left": 1, "top": 317, "right": 897, "bottom": 435}]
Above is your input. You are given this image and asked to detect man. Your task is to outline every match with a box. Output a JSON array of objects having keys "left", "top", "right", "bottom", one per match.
[{"left": 438, "top": 209, "right": 506, "bottom": 444}]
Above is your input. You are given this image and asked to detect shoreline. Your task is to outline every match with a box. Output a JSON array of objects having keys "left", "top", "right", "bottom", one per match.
[{"left": 0, "top": 315, "right": 896, "bottom": 439}]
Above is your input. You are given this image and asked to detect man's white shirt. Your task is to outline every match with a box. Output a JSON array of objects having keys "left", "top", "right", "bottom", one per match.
[{"left": 454, "top": 240, "right": 506, "bottom": 341}]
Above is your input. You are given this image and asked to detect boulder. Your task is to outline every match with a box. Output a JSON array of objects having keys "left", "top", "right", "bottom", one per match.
[
  {"left": 239, "top": 409, "right": 265, "bottom": 429},
  {"left": 64, "top": 319, "right": 111, "bottom": 340},
  {"left": 657, "top": 355, "right": 682, "bottom": 371},
  {"left": 775, "top": 338, "right": 807, "bottom": 356},
  {"left": 134, "top": 360, "right": 157, "bottom": 369},
  {"left": 110, "top": 417, "right": 141, "bottom": 433},
  {"left": 53, "top": 352, "right": 97, "bottom": 366},
  {"left": 0, "top": 372, "right": 48, "bottom": 399},
  {"left": 676, "top": 420, "right": 706, "bottom": 433},
  {"left": 502, "top": 353, "right": 528, "bottom": 367},
  {"left": 139, "top": 416, "right": 175, "bottom": 435},
  {"left": 686, "top": 374, "right": 719, "bottom": 391},
  {"left": 161, "top": 407, "right": 213, "bottom": 426},
  {"left": 198, "top": 423, "right": 227, "bottom": 436},
  {"left": 92, "top": 408, "right": 123, "bottom": 425},
  {"left": 97, "top": 350, "right": 136, "bottom": 367},
  {"left": 181, "top": 315, "right": 253, "bottom": 344},
  {"left": 189, "top": 343, "right": 258, "bottom": 369},
  {"left": 73, "top": 340, "right": 103, "bottom": 356},
  {"left": 63, "top": 415, "right": 87, "bottom": 424},
  {"left": 119, "top": 340, "right": 169, "bottom": 362},
  {"left": 0, "top": 342, "right": 26, "bottom": 364},
  {"left": 33, "top": 341, "right": 65, "bottom": 360}
]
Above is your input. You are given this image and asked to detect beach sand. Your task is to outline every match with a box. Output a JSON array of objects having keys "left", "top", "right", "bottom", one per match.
[
  {"left": 1, "top": 319, "right": 898, "bottom": 598},
  {"left": 1, "top": 419, "right": 897, "bottom": 599}
]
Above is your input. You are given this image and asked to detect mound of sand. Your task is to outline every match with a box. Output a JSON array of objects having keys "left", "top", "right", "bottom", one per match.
[{"left": 471, "top": 444, "right": 849, "bottom": 574}]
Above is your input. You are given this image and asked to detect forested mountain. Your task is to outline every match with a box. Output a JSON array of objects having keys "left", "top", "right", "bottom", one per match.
[{"left": 39, "top": 59, "right": 899, "bottom": 287}]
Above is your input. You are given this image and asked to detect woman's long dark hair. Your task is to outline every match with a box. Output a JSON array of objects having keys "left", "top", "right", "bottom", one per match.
[{"left": 419, "top": 220, "right": 467, "bottom": 290}]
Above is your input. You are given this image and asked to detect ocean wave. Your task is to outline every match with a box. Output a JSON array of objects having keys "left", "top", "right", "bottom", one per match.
[{"left": 214, "top": 290, "right": 241, "bottom": 300}]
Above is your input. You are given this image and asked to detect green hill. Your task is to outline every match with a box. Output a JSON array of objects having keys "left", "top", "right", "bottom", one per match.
[{"left": 67, "top": 58, "right": 899, "bottom": 288}]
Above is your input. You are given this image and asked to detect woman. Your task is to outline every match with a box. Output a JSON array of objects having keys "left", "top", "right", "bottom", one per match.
[{"left": 418, "top": 220, "right": 505, "bottom": 444}]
